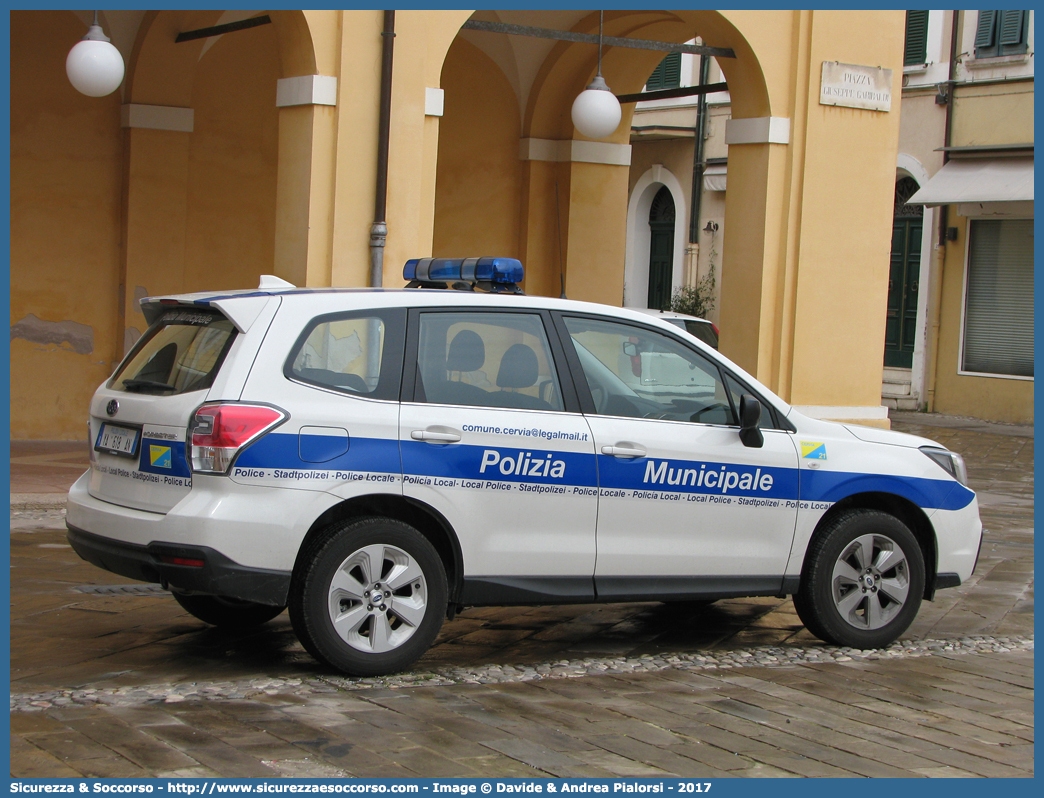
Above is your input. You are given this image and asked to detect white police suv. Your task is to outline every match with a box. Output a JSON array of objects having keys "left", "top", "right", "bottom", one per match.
[{"left": 67, "top": 258, "right": 982, "bottom": 676}]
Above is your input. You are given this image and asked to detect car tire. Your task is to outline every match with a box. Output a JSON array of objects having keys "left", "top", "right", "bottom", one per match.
[
  {"left": 172, "top": 592, "right": 285, "bottom": 627},
  {"left": 796, "top": 509, "right": 925, "bottom": 649},
  {"left": 289, "top": 516, "right": 448, "bottom": 676}
]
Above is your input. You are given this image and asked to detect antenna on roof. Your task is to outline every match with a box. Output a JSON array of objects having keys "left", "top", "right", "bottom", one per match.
[{"left": 258, "top": 275, "right": 296, "bottom": 289}]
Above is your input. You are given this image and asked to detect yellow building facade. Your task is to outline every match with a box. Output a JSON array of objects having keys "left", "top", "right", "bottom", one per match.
[
  {"left": 901, "top": 10, "right": 1033, "bottom": 424},
  {"left": 11, "top": 9, "right": 906, "bottom": 439}
]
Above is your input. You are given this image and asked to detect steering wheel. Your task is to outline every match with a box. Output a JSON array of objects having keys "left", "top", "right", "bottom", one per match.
[
  {"left": 538, "top": 378, "right": 558, "bottom": 408},
  {"left": 589, "top": 384, "right": 607, "bottom": 414},
  {"left": 691, "top": 403, "right": 730, "bottom": 423}
]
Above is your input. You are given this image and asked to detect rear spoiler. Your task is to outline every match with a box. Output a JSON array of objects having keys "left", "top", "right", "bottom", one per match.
[{"left": 140, "top": 276, "right": 293, "bottom": 332}]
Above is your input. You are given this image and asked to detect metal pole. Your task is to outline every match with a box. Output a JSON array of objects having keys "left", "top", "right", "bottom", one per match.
[
  {"left": 926, "top": 10, "right": 961, "bottom": 412},
  {"left": 370, "top": 10, "right": 395, "bottom": 288}
]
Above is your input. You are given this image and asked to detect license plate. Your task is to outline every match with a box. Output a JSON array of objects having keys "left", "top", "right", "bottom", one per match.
[{"left": 96, "top": 424, "right": 140, "bottom": 457}]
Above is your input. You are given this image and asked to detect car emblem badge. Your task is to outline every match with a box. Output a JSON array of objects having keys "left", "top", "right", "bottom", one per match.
[{"left": 106, "top": 399, "right": 119, "bottom": 417}]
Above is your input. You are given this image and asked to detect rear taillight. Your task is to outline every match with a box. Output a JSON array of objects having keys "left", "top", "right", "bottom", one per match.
[
  {"left": 711, "top": 322, "right": 720, "bottom": 336},
  {"left": 189, "top": 403, "right": 286, "bottom": 474}
]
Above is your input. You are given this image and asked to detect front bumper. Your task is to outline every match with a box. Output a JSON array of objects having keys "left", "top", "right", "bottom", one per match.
[
  {"left": 932, "top": 494, "right": 984, "bottom": 584},
  {"left": 67, "top": 525, "right": 290, "bottom": 606}
]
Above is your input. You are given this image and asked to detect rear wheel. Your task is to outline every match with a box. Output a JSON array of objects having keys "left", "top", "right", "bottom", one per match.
[
  {"left": 796, "top": 509, "right": 924, "bottom": 649},
  {"left": 289, "top": 517, "right": 447, "bottom": 676},
  {"left": 172, "top": 592, "right": 285, "bottom": 627}
]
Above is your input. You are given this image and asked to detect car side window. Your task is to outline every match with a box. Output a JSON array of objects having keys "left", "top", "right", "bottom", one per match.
[
  {"left": 414, "top": 311, "right": 564, "bottom": 412},
  {"left": 286, "top": 309, "right": 404, "bottom": 401},
  {"left": 723, "top": 373, "right": 773, "bottom": 429},
  {"left": 563, "top": 315, "right": 736, "bottom": 425}
]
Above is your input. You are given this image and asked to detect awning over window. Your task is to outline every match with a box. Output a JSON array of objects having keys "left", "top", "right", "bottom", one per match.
[
  {"left": 908, "top": 157, "right": 1033, "bottom": 206},
  {"left": 703, "top": 164, "right": 727, "bottom": 192}
]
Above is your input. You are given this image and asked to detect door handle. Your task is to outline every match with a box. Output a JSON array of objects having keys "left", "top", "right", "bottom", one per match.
[
  {"left": 411, "top": 429, "right": 461, "bottom": 443},
  {"left": 601, "top": 445, "right": 646, "bottom": 458}
]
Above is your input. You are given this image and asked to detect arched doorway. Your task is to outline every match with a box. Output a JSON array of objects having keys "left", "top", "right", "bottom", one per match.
[
  {"left": 884, "top": 176, "right": 923, "bottom": 368},
  {"left": 647, "top": 185, "right": 676, "bottom": 309}
]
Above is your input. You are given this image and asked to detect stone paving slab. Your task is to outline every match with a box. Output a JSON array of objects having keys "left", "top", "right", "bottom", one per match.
[
  {"left": 12, "top": 643, "right": 1029, "bottom": 778},
  {"left": 15, "top": 651, "right": 1029, "bottom": 779}
]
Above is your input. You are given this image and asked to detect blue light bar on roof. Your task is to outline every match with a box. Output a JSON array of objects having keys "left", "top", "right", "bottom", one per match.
[{"left": 403, "top": 257, "right": 524, "bottom": 286}]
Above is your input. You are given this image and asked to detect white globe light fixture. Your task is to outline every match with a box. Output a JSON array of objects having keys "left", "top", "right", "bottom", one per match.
[
  {"left": 570, "top": 11, "right": 622, "bottom": 140},
  {"left": 66, "top": 11, "right": 125, "bottom": 97},
  {"left": 571, "top": 74, "right": 622, "bottom": 140}
]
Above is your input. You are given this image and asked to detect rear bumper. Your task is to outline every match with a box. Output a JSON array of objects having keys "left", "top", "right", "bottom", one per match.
[
  {"left": 67, "top": 525, "right": 290, "bottom": 606},
  {"left": 66, "top": 470, "right": 338, "bottom": 572}
]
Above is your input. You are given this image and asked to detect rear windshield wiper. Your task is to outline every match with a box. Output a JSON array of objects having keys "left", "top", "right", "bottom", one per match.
[{"left": 122, "top": 378, "right": 176, "bottom": 392}]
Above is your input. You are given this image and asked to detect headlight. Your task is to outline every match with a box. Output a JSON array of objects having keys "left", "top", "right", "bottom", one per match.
[{"left": 921, "top": 446, "right": 969, "bottom": 486}]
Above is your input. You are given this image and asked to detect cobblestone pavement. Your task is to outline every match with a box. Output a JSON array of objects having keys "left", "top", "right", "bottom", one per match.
[{"left": 9, "top": 417, "right": 1033, "bottom": 777}]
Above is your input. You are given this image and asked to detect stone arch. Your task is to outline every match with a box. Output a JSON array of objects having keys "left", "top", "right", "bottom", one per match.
[
  {"left": 896, "top": 152, "right": 929, "bottom": 187},
  {"left": 433, "top": 11, "right": 772, "bottom": 303},
  {"left": 126, "top": 11, "right": 317, "bottom": 103},
  {"left": 624, "top": 166, "right": 688, "bottom": 307},
  {"left": 433, "top": 38, "right": 524, "bottom": 262},
  {"left": 523, "top": 10, "right": 771, "bottom": 142},
  {"left": 892, "top": 153, "right": 936, "bottom": 404},
  {"left": 269, "top": 10, "right": 319, "bottom": 78}
]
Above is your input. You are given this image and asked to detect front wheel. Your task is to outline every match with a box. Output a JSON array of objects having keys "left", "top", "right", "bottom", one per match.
[
  {"left": 795, "top": 510, "right": 925, "bottom": 649},
  {"left": 172, "top": 592, "right": 285, "bottom": 627},
  {"left": 289, "top": 517, "right": 448, "bottom": 676}
]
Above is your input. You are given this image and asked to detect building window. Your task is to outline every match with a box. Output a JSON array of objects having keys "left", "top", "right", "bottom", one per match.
[
  {"left": 962, "top": 219, "right": 1034, "bottom": 378},
  {"left": 904, "top": 10, "right": 929, "bottom": 66},
  {"left": 646, "top": 52, "right": 682, "bottom": 91},
  {"left": 974, "top": 10, "right": 1029, "bottom": 59}
]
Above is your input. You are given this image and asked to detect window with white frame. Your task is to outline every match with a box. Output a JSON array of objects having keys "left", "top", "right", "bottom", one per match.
[{"left": 962, "top": 219, "right": 1033, "bottom": 378}]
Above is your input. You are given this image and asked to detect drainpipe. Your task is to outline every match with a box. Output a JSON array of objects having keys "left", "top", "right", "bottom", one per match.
[
  {"left": 925, "top": 9, "right": 959, "bottom": 412},
  {"left": 370, "top": 11, "right": 395, "bottom": 288},
  {"left": 688, "top": 53, "right": 711, "bottom": 245},
  {"left": 686, "top": 53, "right": 712, "bottom": 285}
]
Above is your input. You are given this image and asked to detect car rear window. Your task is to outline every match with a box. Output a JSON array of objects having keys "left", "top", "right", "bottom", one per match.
[{"left": 110, "top": 308, "right": 237, "bottom": 395}]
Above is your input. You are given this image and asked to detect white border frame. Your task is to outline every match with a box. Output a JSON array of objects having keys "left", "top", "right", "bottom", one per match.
[{"left": 624, "top": 165, "right": 687, "bottom": 309}]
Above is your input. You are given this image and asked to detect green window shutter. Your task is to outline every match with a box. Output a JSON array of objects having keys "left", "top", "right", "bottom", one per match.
[
  {"left": 646, "top": 52, "right": 681, "bottom": 91},
  {"left": 662, "top": 52, "right": 681, "bottom": 89},
  {"left": 999, "top": 10, "right": 1028, "bottom": 55},
  {"left": 974, "top": 10, "right": 998, "bottom": 57},
  {"left": 904, "top": 10, "right": 929, "bottom": 66},
  {"left": 646, "top": 60, "right": 665, "bottom": 91}
]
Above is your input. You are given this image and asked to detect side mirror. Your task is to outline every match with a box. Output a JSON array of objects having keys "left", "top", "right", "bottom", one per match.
[
  {"left": 621, "top": 341, "right": 638, "bottom": 357},
  {"left": 739, "top": 394, "right": 764, "bottom": 448}
]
